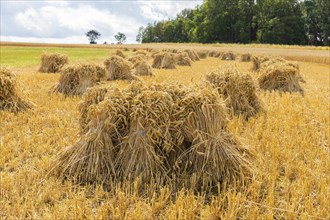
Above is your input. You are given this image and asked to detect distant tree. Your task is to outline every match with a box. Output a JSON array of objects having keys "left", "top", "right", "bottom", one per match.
[
  {"left": 256, "top": 0, "right": 307, "bottom": 45},
  {"left": 317, "top": 0, "right": 330, "bottom": 46},
  {"left": 85, "top": 30, "right": 101, "bottom": 44},
  {"left": 302, "top": 0, "right": 330, "bottom": 46},
  {"left": 136, "top": 26, "right": 145, "bottom": 43},
  {"left": 115, "top": 32, "right": 127, "bottom": 44},
  {"left": 141, "top": 23, "right": 154, "bottom": 43}
]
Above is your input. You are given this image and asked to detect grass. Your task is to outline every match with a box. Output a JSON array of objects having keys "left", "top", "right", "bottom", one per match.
[
  {"left": 0, "top": 44, "right": 329, "bottom": 219},
  {"left": 0, "top": 46, "right": 119, "bottom": 68}
]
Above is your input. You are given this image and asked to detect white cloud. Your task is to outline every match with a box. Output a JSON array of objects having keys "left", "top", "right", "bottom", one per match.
[
  {"left": 1, "top": 1, "right": 202, "bottom": 44},
  {"left": 44, "top": 1, "right": 69, "bottom": 7},
  {"left": 0, "top": 35, "right": 87, "bottom": 44},
  {"left": 137, "top": 0, "right": 202, "bottom": 21},
  {"left": 13, "top": 4, "right": 144, "bottom": 43}
]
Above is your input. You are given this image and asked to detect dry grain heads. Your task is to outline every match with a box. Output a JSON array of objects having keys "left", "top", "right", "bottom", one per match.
[
  {"left": 54, "top": 82, "right": 255, "bottom": 191},
  {"left": 39, "top": 53, "right": 68, "bottom": 73},
  {"left": 184, "top": 50, "right": 200, "bottom": 61},
  {"left": 206, "top": 65, "right": 264, "bottom": 119},
  {"left": 161, "top": 53, "right": 176, "bottom": 69},
  {"left": 152, "top": 53, "right": 176, "bottom": 69},
  {"left": 152, "top": 53, "right": 165, "bottom": 69},
  {"left": 208, "top": 50, "right": 222, "bottom": 58},
  {"left": 197, "top": 51, "right": 208, "bottom": 59},
  {"left": 52, "top": 64, "right": 105, "bottom": 96},
  {"left": 0, "top": 67, "right": 32, "bottom": 113},
  {"left": 251, "top": 55, "right": 270, "bottom": 72},
  {"left": 178, "top": 88, "right": 254, "bottom": 188},
  {"left": 54, "top": 88, "right": 130, "bottom": 184},
  {"left": 79, "top": 86, "right": 109, "bottom": 133},
  {"left": 104, "top": 55, "right": 138, "bottom": 81},
  {"left": 221, "top": 51, "right": 236, "bottom": 61},
  {"left": 115, "top": 50, "right": 126, "bottom": 58},
  {"left": 116, "top": 90, "right": 175, "bottom": 184},
  {"left": 134, "top": 61, "right": 154, "bottom": 76},
  {"left": 241, "top": 53, "right": 252, "bottom": 62},
  {"left": 128, "top": 54, "right": 148, "bottom": 67},
  {"left": 258, "top": 62, "right": 304, "bottom": 94},
  {"left": 174, "top": 52, "right": 192, "bottom": 66}
]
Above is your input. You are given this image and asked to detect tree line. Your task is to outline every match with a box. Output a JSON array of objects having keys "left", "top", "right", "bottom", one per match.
[{"left": 136, "top": 0, "right": 329, "bottom": 46}]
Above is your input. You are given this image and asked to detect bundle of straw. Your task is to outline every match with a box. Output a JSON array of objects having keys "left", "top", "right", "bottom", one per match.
[
  {"left": 178, "top": 89, "right": 254, "bottom": 187},
  {"left": 220, "top": 51, "right": 236, "bottom": 61},
  {"left": 116, "top": 90, "right": 175, "bottom": 183},
  {"left": 258, "top": 62, "right": 304, "bottom": 94},
  {"left": 39, "top": 53, "right": 68, "bottom": 73},
  {"left": 240, "top": 53, "right": 252, "bottom": 62},
  {"left": 260, "top": 58, "right": 305, "bottom": 83},
  {"left": 197, "top": 51, "right": 208, "bottom": 59},
  {"left": 52, "top": 64, "right": 105, "bottom": 96},
  {"left": 206, "top": 65, "right": 264, "bottom": 119},
  {"left": 174, "top": 52, "right": 192, "bottom": 66},
  {"left": 128, "top": 54, "right": 148, "bottom": 67},
  {"left": 184, "top": 50, "right": 200, "bottom": 61},
  {"left": 79, "top": 86, "right": 109, "bottom": 133},
  {"left": 161, "top": 53, "right": 176, "bottom": 69},
  {"left": 104, "top": 55, "right": 138, "bottom": 81},
  {"left": 54, "top": 88, "right": 131, "bottom": 184},
  {"left": 134, "top": 61, "right": 154, "bottom": 76},
  {"left": 54, "top": 82, "right": 255, "bottom": 190},
  {"left": 115, "top": 50, "right": 126, "bottom": 58},
  {"left": 0, "top": 67, "right": 32, "bottom": 113},
  {"left": 251, "top": 55, "right": 270, "bottom": 72},
  {"left": 208, "top": 50, "right": 222, "bottom": 58}
]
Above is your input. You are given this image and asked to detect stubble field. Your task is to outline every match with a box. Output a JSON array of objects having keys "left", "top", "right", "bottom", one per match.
[{"left": 0, "top": 43, "right": 329, "bottom": 219}]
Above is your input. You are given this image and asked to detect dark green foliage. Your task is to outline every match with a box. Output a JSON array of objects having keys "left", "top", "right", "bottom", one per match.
[
  {"left": 86, "top": 30, "right": 101, "bottom": 44},
  {"left": 256, "top": 0, "right": 307, "bottom": 45},
  {"left": 115, "top": 32, "right": 126, "bottom": 44},
  {"left": 302, "top": 0, "right": 330, "bottom": 45},
  {"left": 137, "top": 0, "right": 328, "bottom": 46}
]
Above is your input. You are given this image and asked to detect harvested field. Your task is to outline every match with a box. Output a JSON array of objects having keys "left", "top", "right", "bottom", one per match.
[{"left": 0, "top": 44, "right": 329, "bottom": 219}]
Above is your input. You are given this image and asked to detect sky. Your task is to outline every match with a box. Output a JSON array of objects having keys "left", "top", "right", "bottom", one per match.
[{"left": 0, "top": 0, "right": 202, "bottom": 44}]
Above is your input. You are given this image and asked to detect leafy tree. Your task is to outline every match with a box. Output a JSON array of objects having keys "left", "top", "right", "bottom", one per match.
[
  {"left": 136, "top": 26, "right": 145, "bottom": 43},
  {"left": 236, "top": 0, "right": 256, "bottom": 43},
  {"left": 191, "top": 5, "right": 209, "bottom": 43},
  {"left": 204, "top": 0, "right": 241, "bottom": 42},
  {"left": 85, "top": 30, "right": 101, "bottom": 44},
  {"left": 317, "top": 0, "right": 330, "bottom": 45},
  {"left": 301, "top": 0, "right": 323, "bottom": 45},
  {"left": 137, "top": 0, "right": 325, "bottom": 45},
  {"left": 115, "top": 32, "right": 127, "bottom": 44},
  {"left": 256, "top": 0, "right": 307, "bottom": 45},
  {"left": 302, "top": 0, "right": 330, "bottom": 46}
]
